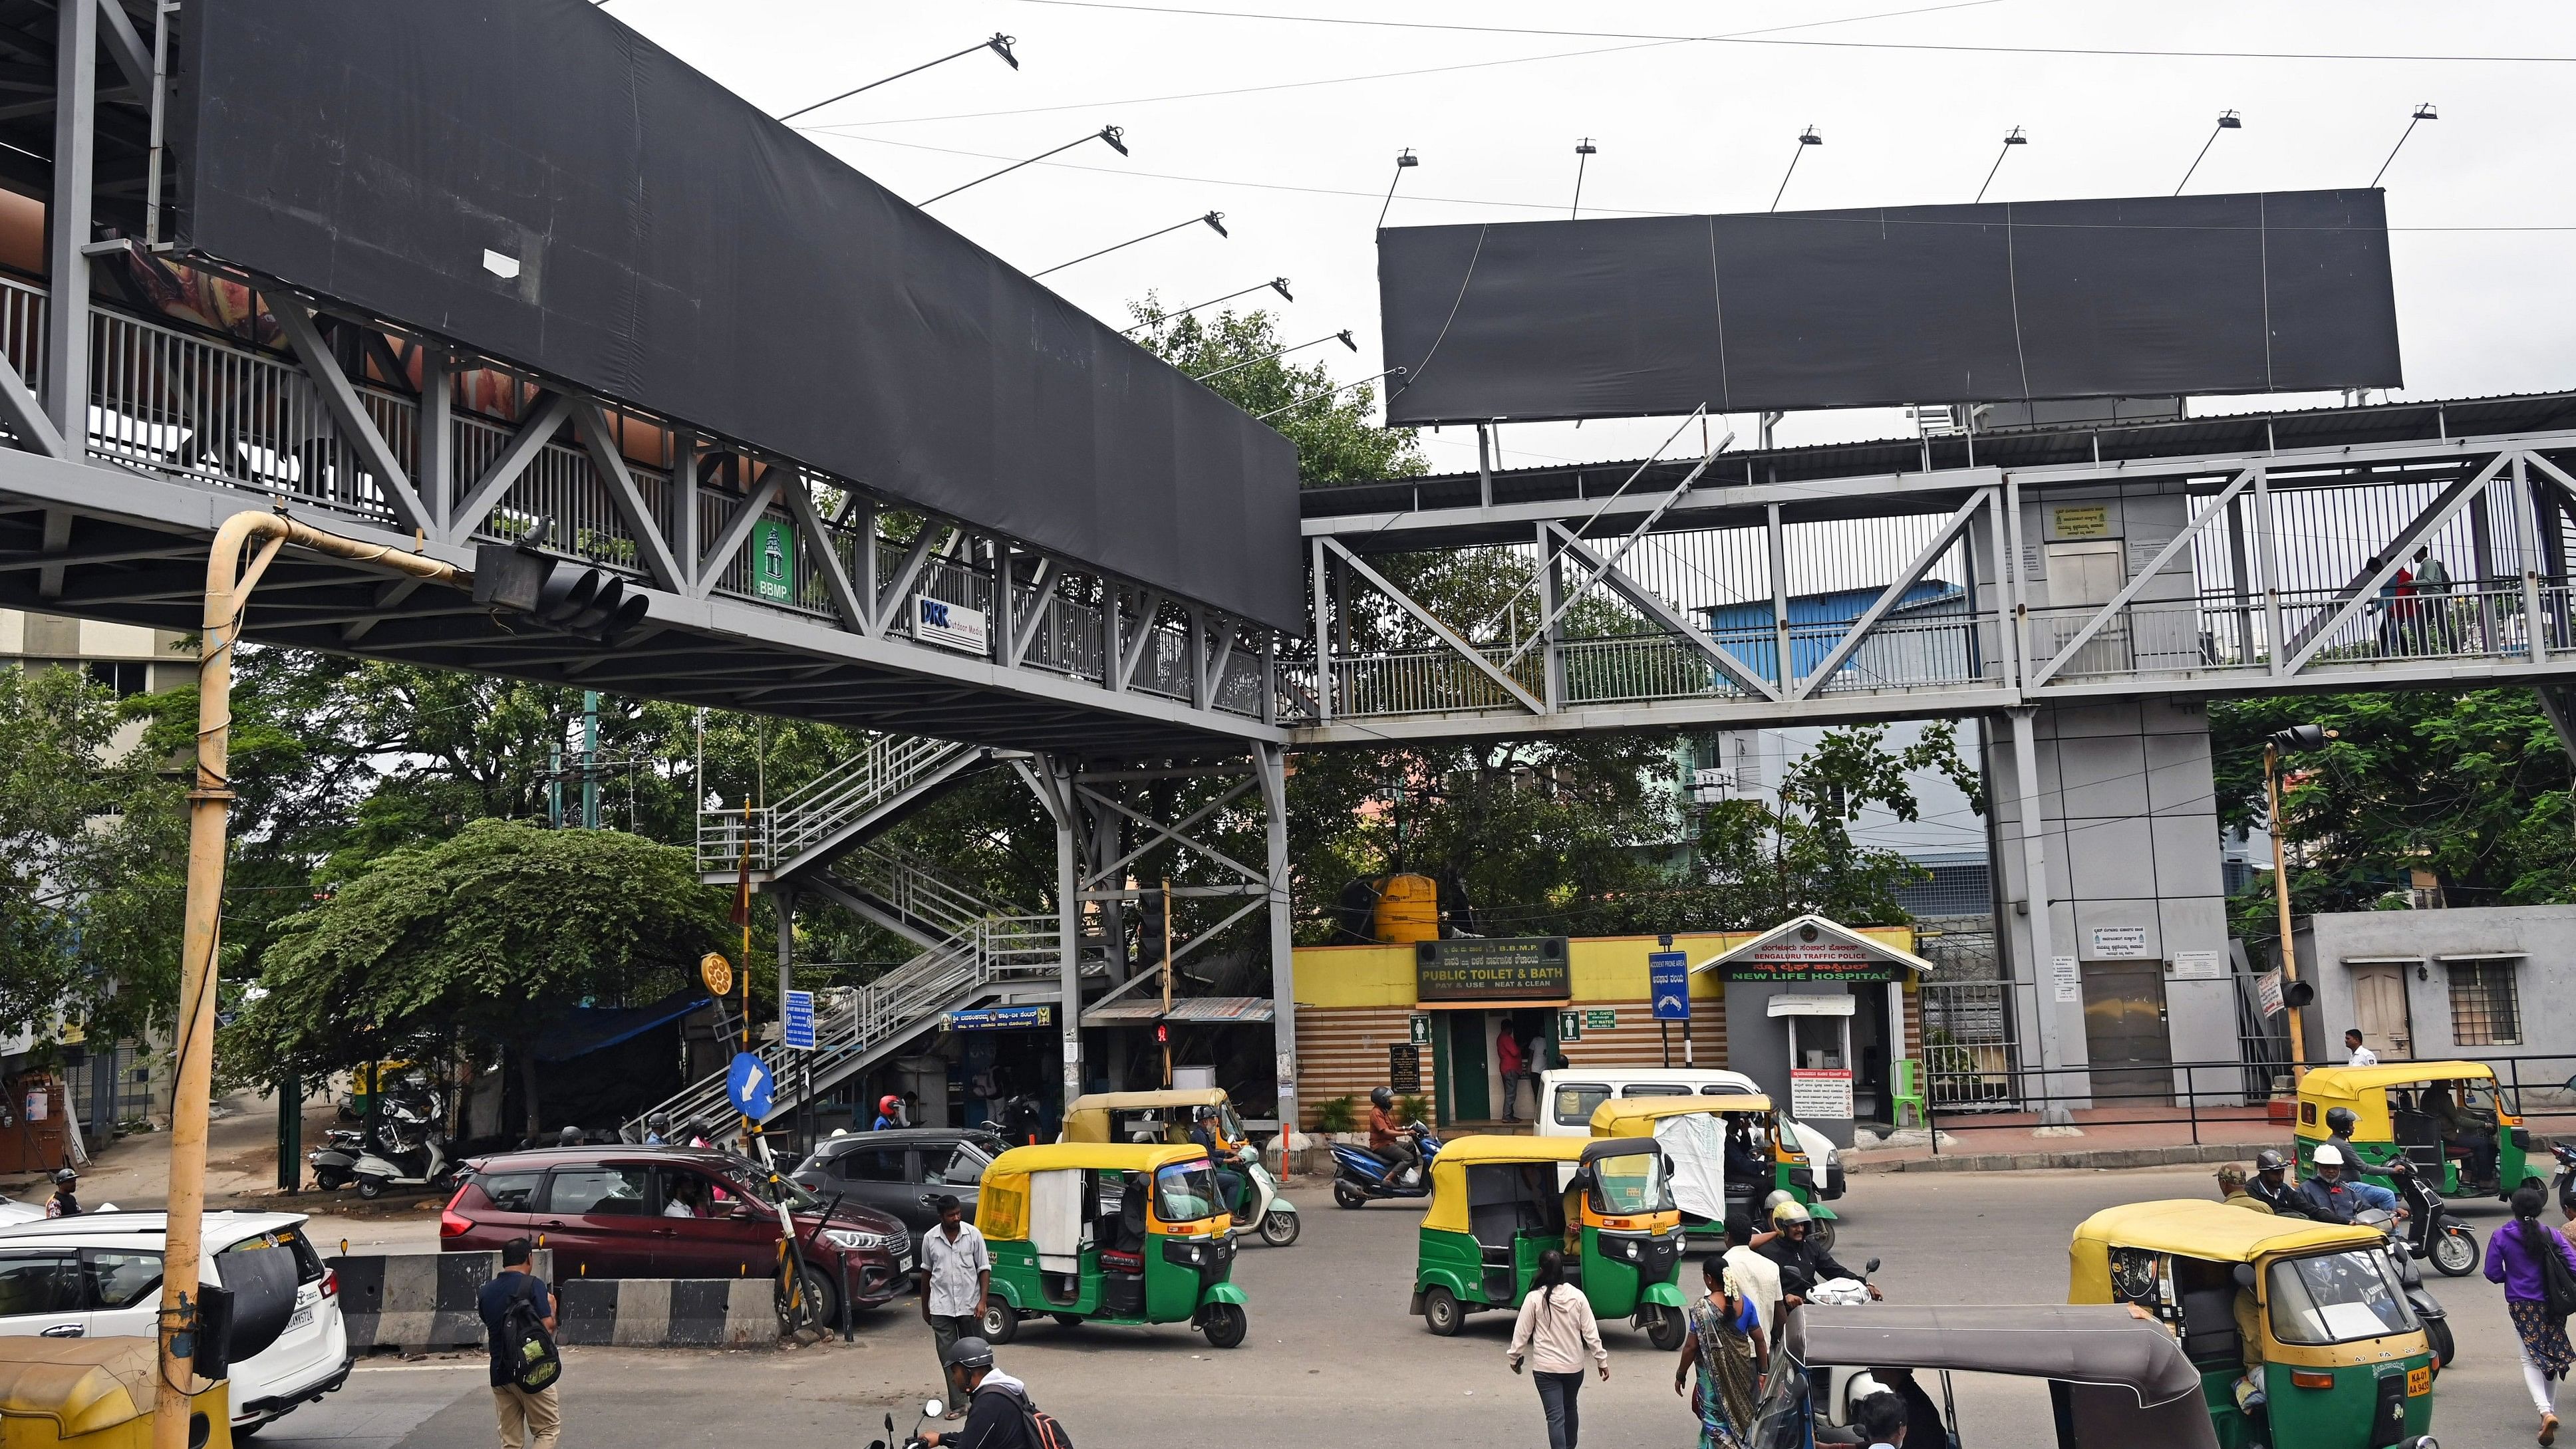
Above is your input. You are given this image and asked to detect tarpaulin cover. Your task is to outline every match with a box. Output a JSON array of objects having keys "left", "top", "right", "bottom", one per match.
[
  {"left": 1377, "top": 190, "right": 2400, "bottom": 425},
  {"left": 533, "top": 989, "right": 711, "bottom": 1063},
  {"left": 170, "top": 0, "right": 1304, "bottom": 633},
  {"left": 1653, "top": 1112, "right": 1727, "bottom": 1224}
]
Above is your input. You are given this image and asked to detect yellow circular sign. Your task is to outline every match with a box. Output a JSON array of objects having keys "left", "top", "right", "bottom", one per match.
[{"left": 700, "top": 952, "right": 734, "bottom": 997}]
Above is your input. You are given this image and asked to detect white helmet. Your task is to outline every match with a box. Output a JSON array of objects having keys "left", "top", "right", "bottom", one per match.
[{"left": 2312, "top": 1144, "right": 2345, "bottom": 1168}]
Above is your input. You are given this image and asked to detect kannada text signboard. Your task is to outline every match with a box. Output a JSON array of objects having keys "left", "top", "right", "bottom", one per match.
[
  {"left": 1723, "top": 931, "right": 1902, "bottom": 983},
  {"left": 1415, "top": 937, "right": 1572, "bottom": 1002}
]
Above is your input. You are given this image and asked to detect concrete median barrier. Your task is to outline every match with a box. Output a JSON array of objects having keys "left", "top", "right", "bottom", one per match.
[{"left": 329, "top": 1251, "right": 774, "bottom": 1351}]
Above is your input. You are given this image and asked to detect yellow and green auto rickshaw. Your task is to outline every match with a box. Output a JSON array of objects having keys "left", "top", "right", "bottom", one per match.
[
  {"left": 1060, "top": 1087, "right": 1300, "bottom": 1248},
  {"left": 0, "top": 1337, "right": 235, "bottom": 1448},
  {"left": 1411, "top": 1134, "right": 1687, "bottom": 1349},
  {"left": 2071, "top": 1200, "right": 2436, "bottom": 1449},
  {"left": 2295, "top": 1060, "right": 2530, "bottom": 1202},
  {"left": 1588, "top": 1095, "right": 1789, "bottom": 1249},
  {"left": 974, "top": 1142, "right": 1248, "bottom": 1349}
]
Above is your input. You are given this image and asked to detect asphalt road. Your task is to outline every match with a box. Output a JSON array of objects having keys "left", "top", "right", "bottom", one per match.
[{"left": 259, "top": 1166, "right": 2538, "bottom": 1448}]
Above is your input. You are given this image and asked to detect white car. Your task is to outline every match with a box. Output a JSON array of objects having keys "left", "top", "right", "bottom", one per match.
[
  {"left": 0, "top": 1210, "right": 352, "bottom": 1436},
  {"left": 1532, "top": 1067, "right": 1846, "bottom": 1199},
  {"left": 0, "top": 1197, "right": 43, "bottom": 1226}
]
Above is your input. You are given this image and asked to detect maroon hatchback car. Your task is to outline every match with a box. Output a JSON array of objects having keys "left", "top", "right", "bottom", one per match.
[{"left": 440, "top": 1146, "right": 911, "bottom": 1322}]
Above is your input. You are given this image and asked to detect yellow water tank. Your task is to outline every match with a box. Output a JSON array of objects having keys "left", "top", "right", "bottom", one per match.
[{"left": 1371, "top": 874, "right": 1439, "bottom": 944}]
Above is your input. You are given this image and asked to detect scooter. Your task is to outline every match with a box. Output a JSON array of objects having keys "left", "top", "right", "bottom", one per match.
[
  {"left": 2355, "top": 1206, "right": 2456, "bottom": 1372},
  {"left": 346, "top": 1130, "right": 454, "bottom": 1199},
  {"left": 1234, "top": 1139, "right": 1300, "bottom": 1247},
  {"left": 306, "top": 1127, "right": 370, "bottom": 1190},
  {"left": 1330, "top": 1122, "right": 1441, "bottom": 1208},
  {"left": 2388, "top": 1156, "right": 2480, "bottom": 1277},
  {"left": 866, "top": 1397, "right": 943, "bottom": 1449},
  {"left": 2551, "top": 1140, "right": 2576, "bottom": 1220}
]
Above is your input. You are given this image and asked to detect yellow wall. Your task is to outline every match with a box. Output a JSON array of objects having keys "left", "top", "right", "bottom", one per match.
[{"left": 1292, "top": 927, "right": 1918, "bottom": 1009}]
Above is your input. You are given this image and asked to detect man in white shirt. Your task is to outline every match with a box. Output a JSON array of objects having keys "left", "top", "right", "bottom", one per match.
[
  {"left": 2345, "top": 1029, "right": 2379, "bottom": 1068},
  {"left": 919, "top": 1195, "right": 991, "bottom": 1418},
  {"left": 1721, "top": 1218, "right": 1784, "bottom": 1334}
]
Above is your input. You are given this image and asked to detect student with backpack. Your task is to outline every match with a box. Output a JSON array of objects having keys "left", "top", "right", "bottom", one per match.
[
  {"left": 919, "top": 1337, "right": 1070, "bottom": 1449},
  {"left": 478, "top": 1237, "right": 563, "bottom": 1449}
]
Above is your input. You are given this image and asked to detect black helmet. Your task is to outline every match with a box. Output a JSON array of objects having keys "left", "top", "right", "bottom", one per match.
[
  {"left": 646, "top": 1112, "right": 672, "bottom": 1132},
  {"left": 2253, "top": 1148, "right": 2291, "bottom": 1174},
  {"left": 2324, "top": 1107, "right": 2357, "bottom": 1136},
  {"left": 51, "top": 1168, "right": 76, "bottom": 1185},
  {"left": 1369, "top": 1087, "right": 1393, "bottom": 1110},
  {"left": 558, "top": 1126, "right": 583, "bottom": 1146},
  {"left": 944, "top": 1336, "right": 994, "bottom": 1371}
]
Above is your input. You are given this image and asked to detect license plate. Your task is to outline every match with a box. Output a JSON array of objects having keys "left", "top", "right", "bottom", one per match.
[
  {"left": 2406, "top": 1366, "right": 2431, "bottom": 1396},
  {"left": 286, "top": 1305, "right": 314, "bottom": 1333}
]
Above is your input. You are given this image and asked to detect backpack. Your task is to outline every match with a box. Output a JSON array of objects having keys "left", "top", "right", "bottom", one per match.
[
  {"left": 497, "top": 1273, "right": 562, "bottom": 1392},
  {"left": 2531, "top": 1221, "right": 2576, "bottom": 1323},
  {"left": 977, "top": 1381, "right": 1072, "bottom": 1449}
]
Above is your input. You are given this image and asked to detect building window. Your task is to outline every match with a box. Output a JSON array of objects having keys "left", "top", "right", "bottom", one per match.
[
  {"left": 2445, "top": 958, "right": 2521, "bottom": 1047},
  {"left": 84, "top": 660, "right": 147, "bottom": 697}
]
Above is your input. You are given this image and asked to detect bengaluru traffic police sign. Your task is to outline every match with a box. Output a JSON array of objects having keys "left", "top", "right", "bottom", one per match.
[
  {"left": 725, "top": 1052, "right": 774, "bottom": 1117},
  {"left": 1649, "top": 951, "right": 1691, "bottom": 1021}
]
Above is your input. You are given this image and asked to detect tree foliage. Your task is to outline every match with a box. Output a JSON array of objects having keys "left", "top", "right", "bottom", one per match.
[
  {"left": 221, "top": 819, "right": 728, "bottom": 1128},
  {"left": 1130, "top": 303, "right": 1425, "bottom": 486}
]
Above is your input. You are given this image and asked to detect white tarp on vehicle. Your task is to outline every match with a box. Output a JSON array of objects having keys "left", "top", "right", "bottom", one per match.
[
  {"left": 1653, "top": 1113, "right": 1727, "bottom": 1222},
  {"left": 1029, "top": 1170, "right": 1087, "bottom": 1273}
]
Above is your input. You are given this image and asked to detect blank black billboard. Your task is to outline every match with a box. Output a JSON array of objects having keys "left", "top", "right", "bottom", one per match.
[
  {"left": 170, "top": 0, "right": 1304, "bottom": 634},
  {"left": 1377, "top": 191, "right": 2400, "bottom": 426}
]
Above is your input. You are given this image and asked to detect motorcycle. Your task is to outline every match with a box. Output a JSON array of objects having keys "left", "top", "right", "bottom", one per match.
[
  {"left": 1330, "top": 1121, "right": 1441, "bottom": 1208},
  {"left": 309, "top": 1091, "right": 456, "bottom": 1198},
  {"left": 2551, "top": 1140, "right": 2576, "bottom": 1220},
  {"left": 1804, "top": 1255, "right": 1884, "bottom": 1307},
  {"left": 866, "top": 1398, "right": 943, "bottom": 1449},
  {"left": 2387, "top": 1156, "right": 2480, "bottom": 1277},
  {"left": 2354, "top": 1206, "right": 2456, "bottom": 1372}
]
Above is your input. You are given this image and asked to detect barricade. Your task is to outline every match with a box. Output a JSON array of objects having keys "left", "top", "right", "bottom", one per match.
[{"left": 328, "top": 1251, "right": 772, "bottom": 1351}]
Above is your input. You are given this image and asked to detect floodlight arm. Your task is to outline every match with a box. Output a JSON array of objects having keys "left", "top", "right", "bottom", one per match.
[
  {"left": 1032, "top": 211, "right": 1225, "bottom": 279},
  {"left": 919, "top": 126, "right": 1125, "bottom": 207},
  {"left": 1975, "top": 127, "right": 2025, "bottom": 205},
  {"left": 1193, "top": 330, "right": 1356, "bottom": 384},
  {"left": 1770, "top": 128, "right": 1821, "bottom": 213},
  {"left": 1254, "top": 368, "right": 1405, "bottom": 422},
  {"left": 2368, "top": 104, "right": 2437, "bottom": 190},
  {"left": 778, "top": 34, "right": 1018, "bottom": 123},
  {"left": 1375, "top": 149, "right": 1419, "bottom": 235},
  {"left": 1119, "top": 279, "right": 1292, "bottom": 336},
  {"left": 2175, "top": 112, "right": 2240, "bottom": 196}
]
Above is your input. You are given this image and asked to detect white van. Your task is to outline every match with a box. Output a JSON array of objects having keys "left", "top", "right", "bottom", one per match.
[
  {"left": 0, "top": 1210, "right": 352, "bottom": 1436},
  {"left": 1532, "top": 1067, "right": 1844, "bottom": 1200}
]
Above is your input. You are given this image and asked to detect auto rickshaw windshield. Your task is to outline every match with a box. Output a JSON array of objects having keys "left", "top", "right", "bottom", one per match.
[
  {"left": 1155, "top": 1159, "right": 1224, "bottom": 1222},
  {"left": 1590, "top": 1150, "right": 1673, "bottom": 1214},
  {"left": 2265, "top": 1249, "right": 2419, "bottom": 1345}
]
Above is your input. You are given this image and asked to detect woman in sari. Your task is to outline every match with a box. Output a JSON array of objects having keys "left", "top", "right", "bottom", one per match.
[{"left": 1673, "top": 1254, "right": 1766, "bottom": 1449}]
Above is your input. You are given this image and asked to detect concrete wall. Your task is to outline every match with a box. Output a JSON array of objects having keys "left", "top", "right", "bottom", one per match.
[
  {"left": 1987, "top": 698, "right": 2241, "bottom": 1105},
  {"left": 2295, "top": 905, "right": 2576, "bottom": 1071}
]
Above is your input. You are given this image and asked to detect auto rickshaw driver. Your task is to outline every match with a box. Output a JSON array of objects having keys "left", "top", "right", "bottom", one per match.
[{"left": 2419, "top": 1081, "right": 2501, "bottom": 1190}]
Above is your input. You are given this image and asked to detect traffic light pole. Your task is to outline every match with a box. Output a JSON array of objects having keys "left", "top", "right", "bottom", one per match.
[{"left": 158, "top": 510, "right": 458, "bottom": 1449}]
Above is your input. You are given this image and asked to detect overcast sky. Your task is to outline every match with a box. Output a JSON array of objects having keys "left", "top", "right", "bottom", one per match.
[{"left": 605, "top": 1, "right": 2576, "bottom": 477}]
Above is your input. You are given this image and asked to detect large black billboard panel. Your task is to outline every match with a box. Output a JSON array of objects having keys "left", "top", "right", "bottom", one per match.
[
  {"left": 1378, "top": 190, "right": 2399, "bottom": 426},
  {"left": 170, "top": 0, "right": 1303, "bottom": 633}
]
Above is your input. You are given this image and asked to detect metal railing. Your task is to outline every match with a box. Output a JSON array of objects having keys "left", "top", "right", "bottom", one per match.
[{"left": 694, "top": 735, "right": 982, "bottom": 875}]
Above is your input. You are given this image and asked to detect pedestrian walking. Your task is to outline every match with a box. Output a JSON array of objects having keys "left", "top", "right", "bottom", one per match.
[
  {"left": 2488, "top": 1184, "right": 2576, "bottom": 1444},
  {"left": 477, "top": 1238, "right": 561, "bottom": 1449},
  {"left": 43, "top": 1168, "right": 78, "bottom": 1218},
  {"left": 1673, "top": 1255, "right": 1764, "bottom": 1449},
  {"left": 920, "top": 1194, "right": 992, "bottom": 1419},
  {"left": 2345, "top": 1029, "right": 2379, "bottom": 1068},
  {"left": 1497, "top": 1020, "right": 1527, "bottom": 1122},
  {"left": 1508, "top": 1248, "right": 1607, "bottom": 1449}
]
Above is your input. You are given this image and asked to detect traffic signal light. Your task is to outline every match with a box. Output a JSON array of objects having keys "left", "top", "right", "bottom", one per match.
[{"left": 473, "top": 542, "right": 650, "bottom": 644}]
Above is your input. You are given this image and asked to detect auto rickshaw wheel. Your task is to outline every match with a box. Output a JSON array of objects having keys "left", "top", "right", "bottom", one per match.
[
  {"left": 1423, "top": 1286, "right": 1462, "bottom": 1337},
  {"left": 980, "top": 1301, "right": 1020, "bottom": 1344},
  {"left": 1260, "top": 1209, "right": 1301, "bottom": 1247},
  {"left": 1646, "top": 1305, "right": 1686, "bottom": 1351},
  {"left": 2425, "top": 1314, "right": 2455, "bottom": 1372},
  {"left": 1201, "top": 1303, "right": 1248, "bottom": 1349},
  {"left": 2430, "top": 1226, "right": 2480, "bottom": 1277},
  {"left": 1333, "top": 1182, "right": 1368, "bottom": 1210}
]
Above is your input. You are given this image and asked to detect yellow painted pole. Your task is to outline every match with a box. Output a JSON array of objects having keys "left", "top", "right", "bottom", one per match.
[
  {"left": 2267, "top": 743, "right": 2309, "bottom": 1080},
  {"left": 1161, "top": 880, "right": 1175, "bottom": 1088},
  {"left": 157, "top": 511, "right": 456, "bottom": 1449}
]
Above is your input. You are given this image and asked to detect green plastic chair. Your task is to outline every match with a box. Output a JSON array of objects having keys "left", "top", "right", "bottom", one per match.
[{"left": 1890, "top": 1059, "right": 1927, "bottom": 1128}]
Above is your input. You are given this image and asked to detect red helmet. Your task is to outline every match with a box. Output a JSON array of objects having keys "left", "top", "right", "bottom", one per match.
[{"left": 879, "top": 1095, "right": 901, "bottom": 1115}]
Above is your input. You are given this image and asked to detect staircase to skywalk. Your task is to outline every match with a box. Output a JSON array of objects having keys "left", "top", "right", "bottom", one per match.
[{"left": 643, "top": 736, "right": 1079, "bottom": 1136}]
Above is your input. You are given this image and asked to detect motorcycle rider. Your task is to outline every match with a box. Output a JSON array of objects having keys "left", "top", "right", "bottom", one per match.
[
  {"left": 2294, "top": 1144, "right": 2402, "bottom": 1224},
  {"left": 2215, "top": 1164, "right": 2273, "bottom": 1214},
  {"left": 1758, "top": 1200, "right": 1879, "bottom": 1306},
  {"left": 2321, "top": 1106, "right": 2359, "bottom": 1165},
  {"left": 875, "top": 1095, "right": 905, "bottom": 1131},
  {"left": 1367, "top": 1087, "right": 1422, "bottom": 1187},
  {"left": 643, "top": 1112, "right": 674, "bottom": 1146},
  {"left": 2245, "top": 1150, "right": 2307, "bottom": 1217}
]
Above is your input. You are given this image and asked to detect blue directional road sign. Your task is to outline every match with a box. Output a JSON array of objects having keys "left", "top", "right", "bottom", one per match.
[
  {"left": 1649, "top": 951, "right": 1692, "bottom": 1021},
  {"left": 725, "top": 1052, "right": 776, "bottom": 1117},
  {"left": 782, "top": 989, "right": 816, "bottom": 1050}
]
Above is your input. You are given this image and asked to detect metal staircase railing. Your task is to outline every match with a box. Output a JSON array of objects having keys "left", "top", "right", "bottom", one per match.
[
  {"left": 823, "top": 843, "right": 1004, "bottom": 946},
  {"left": 631, "top": 910, "right": 1069, "bottom": 1134},
  {"left": 696, "top": 734, "right": 986, "bottom": 876}
]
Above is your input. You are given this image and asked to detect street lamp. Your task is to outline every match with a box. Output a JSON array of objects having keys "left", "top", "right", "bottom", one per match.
[
  {"left": 1032, "top": 210, "right": 1226, "bottom": 279},
  {"left": 777, "top": 33, "right": 1018, "bottom": 123},
  {"left": 1975, "top": 126, "right": 2026, "bottom": 204},
  {"left": 2265, "top": 722, "right": 2334, "bottom": 1075},
  {"left": 1375, "top": 148, "right": 1419, "bottom": 234},
  {"left": 919, "top": 125, "right": 1127, "bottom": 207},
  {"left": 1120, "top": 277, "right": 1294, "bottom": 336},
  {"left": 2369, "top": 102, "right": 2439, "bottom": 189},
  {"left": 1770, "top": 126, "right": 1822, "bottom": 213},
  {"left": 1571, "top": 138, "right": 1598, "bottom": 219},
  {"left": 2175, "top": 110, "right": 2243, "bottom": 196}
]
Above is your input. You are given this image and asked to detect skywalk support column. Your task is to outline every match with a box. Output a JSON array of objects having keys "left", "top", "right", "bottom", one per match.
[
  {"left": 47, "top": 0, "right": 96, "bottom": 444},
  {"left": 1048, "top": 754, "right": 1085, "bottom": 1107},
  {"left": 2003, "top": 707, "right": 2073, "bottom": 1122},
  {"left": 1254, "top": 742, "right": 1298, "bottom": 1171}
]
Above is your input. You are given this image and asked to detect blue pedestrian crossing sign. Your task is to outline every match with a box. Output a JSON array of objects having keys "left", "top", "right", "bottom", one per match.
[
  {"left": 1649, "top": 951, "right": 1691, "bottom": 1021},
  {"left": 783, "top": 990, "right": 816, "bottom": 1050},
  {"left": 726, "top": 1052, "right": 775, "bottom": 1117}
]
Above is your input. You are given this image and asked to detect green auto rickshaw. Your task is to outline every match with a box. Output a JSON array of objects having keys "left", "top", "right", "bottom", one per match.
[
  {"left": 974, "top": 1142, "right": 1248, "bottom": 1349},
  {"left": 2295, "top": 1060, "right": 2530, "bottom": 1203},
  {"left": 1411, "top": 1134, "right": 1687, "bottom": 1349},
  {"left": 1588, "top": 1093, "right": 1840, "bottom": 1250}
]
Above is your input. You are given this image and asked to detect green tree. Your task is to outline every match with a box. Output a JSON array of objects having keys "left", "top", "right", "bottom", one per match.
[
  {"left": 221, "top": 818, "right": 728, "bottom": 1131},
  {"left": 1131, "top": 303, "right": 1426, "bottom": 486},
  {"left": 2212, "top": 688, "right": 2576, "bottom": 952}
]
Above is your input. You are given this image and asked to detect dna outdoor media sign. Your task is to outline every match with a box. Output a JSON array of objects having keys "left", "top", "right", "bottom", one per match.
[
  {"left": 915, "top": 596, "right": 989, "bottom": 654},
  {"left": 1415, "top": 937, "right": 1571, "bottom": 1002}
]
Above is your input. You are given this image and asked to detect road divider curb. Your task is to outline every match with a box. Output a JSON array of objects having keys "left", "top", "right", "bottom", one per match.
[
  {"left": 1849, "top": 1140, "right": 2280, "bottom": 1175},
  {"left": 330, "top": 1251, "right": 773, "bottom": 1351}
]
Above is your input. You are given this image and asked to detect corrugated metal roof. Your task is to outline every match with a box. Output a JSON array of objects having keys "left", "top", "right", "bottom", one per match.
[{"left": 1081, "top": 996, "right": 1276, "bottom": 1026}]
